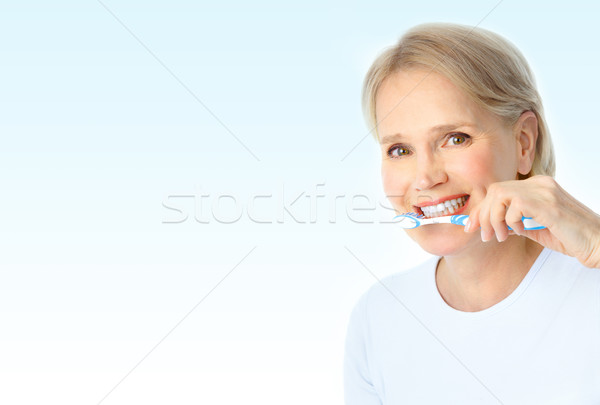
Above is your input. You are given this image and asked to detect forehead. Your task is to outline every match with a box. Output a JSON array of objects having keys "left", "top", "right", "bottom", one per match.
[{"left": 375, "top": 69, "right": 492, "bottom": 139}]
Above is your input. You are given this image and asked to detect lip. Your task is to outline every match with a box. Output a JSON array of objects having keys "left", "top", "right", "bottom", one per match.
[{"left": 414, "top": 194, "right": 469, "bottom": 208}]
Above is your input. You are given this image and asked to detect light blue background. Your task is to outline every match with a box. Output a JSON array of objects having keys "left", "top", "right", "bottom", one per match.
[{"left": 1, "top": 1, "right": 599, "bottom": 403}]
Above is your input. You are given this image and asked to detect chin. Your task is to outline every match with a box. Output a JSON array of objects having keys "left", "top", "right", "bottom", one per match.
[{"left": 407, "top": 224, "right": 473, "bottom": 257}]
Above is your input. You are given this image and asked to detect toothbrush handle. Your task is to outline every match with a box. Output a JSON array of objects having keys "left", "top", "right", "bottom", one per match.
[
  {"left": 511, "top": 217, "right": 546, "bottom": 231},
  {"left": 453, "top": 215, "right": 545, "bottom": 230}
]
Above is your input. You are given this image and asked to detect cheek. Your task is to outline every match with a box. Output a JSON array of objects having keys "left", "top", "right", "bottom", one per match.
[
  {"left": 447, "top": 149, "right": 503, "bottom": 184},
  {"left": 381, "top": 163, "right": 411, "bottom": 210}
]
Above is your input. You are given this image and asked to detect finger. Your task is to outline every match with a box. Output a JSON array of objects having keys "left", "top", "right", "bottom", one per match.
[
  {"left": 490, "top": 201, "right": 509, "bottom": 242},
  {"left": 478, "top": 196, "right": 494, "bottom": 242},
  {"left": 505, "top": 203, "right": 525, "bottom": 236},
  {"left": 465, "top": 205, "right": 479, "bottom": 233},
  {"left": 465, "top": 185, "right": 486, "bottom": 233}
]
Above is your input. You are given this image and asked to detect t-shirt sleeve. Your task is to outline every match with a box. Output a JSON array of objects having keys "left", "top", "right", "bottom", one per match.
[{"left": 343, "top": 291, "right": 382, "bottom": 405}]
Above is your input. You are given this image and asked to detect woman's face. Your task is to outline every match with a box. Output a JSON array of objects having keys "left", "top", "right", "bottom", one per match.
[{"left": 376, "top": 69, "right": 523, "bottom": 256}]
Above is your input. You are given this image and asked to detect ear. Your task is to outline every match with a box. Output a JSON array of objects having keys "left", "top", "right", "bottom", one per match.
[{"left": 514, "top": 111, "right": 538, "bottom": 176}]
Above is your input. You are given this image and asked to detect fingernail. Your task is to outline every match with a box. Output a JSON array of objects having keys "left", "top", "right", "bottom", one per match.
[
  {"left": 464, "top": 219, "right": 470, "bottom": 232},
  {"left": 481, "top": 230, "right": 488, "bottom": 242}
]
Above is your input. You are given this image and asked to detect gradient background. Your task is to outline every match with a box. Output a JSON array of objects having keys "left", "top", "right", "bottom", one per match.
[{"left": 1, "top": 1, "right": 599, "bottom": 404}]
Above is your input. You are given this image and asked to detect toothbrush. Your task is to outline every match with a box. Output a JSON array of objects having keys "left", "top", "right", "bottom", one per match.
[{"left": 393, "top": 212, "right": 545, "bottom": 230}]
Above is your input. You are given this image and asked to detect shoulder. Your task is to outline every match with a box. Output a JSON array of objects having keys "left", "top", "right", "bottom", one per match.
[
  {"left": 536, "top": 248, "right": 600, "bottom": 301},
  {"left": 543, "top": 248, "right": 600, "bottom": 281},
  {"left": 349, "top": 255, "right": 439, "bottom": 322}
]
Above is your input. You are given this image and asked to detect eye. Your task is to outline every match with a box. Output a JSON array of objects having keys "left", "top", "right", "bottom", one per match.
[
  {"left": 387, "top": 144, "right": 411, "bottom": 159},
  {"left": 445, "top": 132, "right": 471, "bottom": 146}
]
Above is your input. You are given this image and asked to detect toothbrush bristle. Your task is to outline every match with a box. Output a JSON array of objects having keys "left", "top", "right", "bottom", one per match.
[{"left": 404, "top": 212, "right": 423, "bottom": 218}]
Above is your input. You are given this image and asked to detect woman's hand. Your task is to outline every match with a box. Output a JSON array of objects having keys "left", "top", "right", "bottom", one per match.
[{"left": 464, "top": 175, "right": 600, "bottom": 269}]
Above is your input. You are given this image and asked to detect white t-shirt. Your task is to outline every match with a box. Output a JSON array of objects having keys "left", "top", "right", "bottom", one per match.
[{"left": 344, "top": 248, "right": 600, "bottom": 404}]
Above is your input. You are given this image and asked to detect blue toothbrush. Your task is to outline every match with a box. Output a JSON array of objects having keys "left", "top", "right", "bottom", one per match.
[{"left": 394, "top": 212, "right": 545, "bottom": 230}]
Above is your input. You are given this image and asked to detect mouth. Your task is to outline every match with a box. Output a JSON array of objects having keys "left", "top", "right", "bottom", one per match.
[{"left": 413, "top": 194, "right": 470, "bottom": 219}]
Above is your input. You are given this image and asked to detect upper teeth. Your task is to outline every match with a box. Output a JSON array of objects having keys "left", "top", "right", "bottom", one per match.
[{"left": 420, "top": 196, "right": 468, "bottom": 218}]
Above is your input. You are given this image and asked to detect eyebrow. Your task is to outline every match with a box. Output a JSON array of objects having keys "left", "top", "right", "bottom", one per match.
[{"left": 379, "top": 123, "right": 476, "bottom": 144}]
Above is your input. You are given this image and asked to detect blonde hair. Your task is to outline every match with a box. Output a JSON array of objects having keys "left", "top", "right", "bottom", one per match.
[{"left": 362, "top": 22, "right": 555, "bottom": 178}]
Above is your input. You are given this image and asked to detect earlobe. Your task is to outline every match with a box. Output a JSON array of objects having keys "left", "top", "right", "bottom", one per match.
[{"left": 516, "top": 111, "right": 538, "bottom": 175}]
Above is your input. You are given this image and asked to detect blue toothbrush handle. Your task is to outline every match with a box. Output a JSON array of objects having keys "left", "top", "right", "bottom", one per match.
[
  {"left": 451, "top": 215, "right": 469, "bottom": 226},
  {"left": 511, "top": 216, "right": 545, "bottom": 231},
  {"left": 453, "top": 215, "right": 545, "bottom": 230}
]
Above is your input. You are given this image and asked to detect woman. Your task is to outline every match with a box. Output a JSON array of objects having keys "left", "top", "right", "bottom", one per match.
[{"left": 344, "top": 23, "right": 600, "bottom": 404}]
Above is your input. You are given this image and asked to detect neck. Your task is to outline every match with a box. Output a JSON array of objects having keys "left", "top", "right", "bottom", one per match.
[{"left": 436, "top": 236, "right": 544, "bottom": 312}]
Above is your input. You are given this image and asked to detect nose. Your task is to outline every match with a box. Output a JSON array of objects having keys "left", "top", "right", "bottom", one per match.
[{"left": 412, "top": 151, "right": 448, "bottom": 191}]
